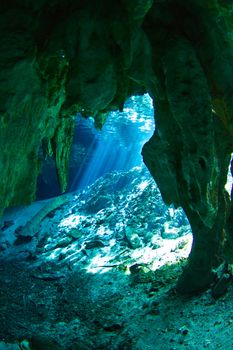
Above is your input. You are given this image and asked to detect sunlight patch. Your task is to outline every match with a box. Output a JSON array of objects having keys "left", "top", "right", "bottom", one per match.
[
  {"left": 85, "top": 233, "right": 193, "bottom": 275},
  {"left": 137, "top": 180, "right": 150, "bottom": 191},
  {"left": 59, "top": 214, "right": 87, "bottom": 228},
  {"left": 86, "top": 253, "right": 117, "bottom": 273},
  {"left": 225, "top": 153, "right": 233, "bottom": 197}
]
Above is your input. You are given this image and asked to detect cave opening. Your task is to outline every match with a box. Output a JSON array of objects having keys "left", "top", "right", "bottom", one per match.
[
  {"left": 36, "top": 94, "right": 155, "bottom": 198},
  {"left": 33, "top": 93, "right": 194, "bottom": 272},
  {"left": 69, "top": 93, "right": 155, "bottom": 191}
]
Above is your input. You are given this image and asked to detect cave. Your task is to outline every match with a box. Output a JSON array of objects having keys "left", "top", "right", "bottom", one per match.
[{"left": 1, "top": 0, "right": 233, "bottom": 349}]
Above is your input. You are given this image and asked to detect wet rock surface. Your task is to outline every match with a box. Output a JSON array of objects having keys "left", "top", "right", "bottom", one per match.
[{"left": 0, "top": 167, "right": 233, "bottom": 349}]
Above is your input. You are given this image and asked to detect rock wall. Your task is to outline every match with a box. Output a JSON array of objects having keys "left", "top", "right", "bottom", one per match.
[
  {"left": 1, "top": 0, "right": 233, "bottom": 293},
  {"left": 142, "top": 0, "right": 233, "bottom": 292},
  {"left": 0, "top": 0, "right": 154, "bottom": 213}
]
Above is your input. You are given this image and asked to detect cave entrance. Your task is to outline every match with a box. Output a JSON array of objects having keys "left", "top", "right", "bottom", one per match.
[
  {"left": 34, "top": 94, "right": 193, "bottom": 271},
  {"left": 69, "top": 94, "right": 155, "bottom": 191},
  {"left": 36, "top": 94, "right": 155, "bottom": 198}
]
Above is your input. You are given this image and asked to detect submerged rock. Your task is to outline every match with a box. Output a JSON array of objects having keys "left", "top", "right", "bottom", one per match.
[
  {"left": 0, "top": 166, "right": 192, "bottom": 268},
  {"left": 0, "top": 167, "right": 232, "bottom": 349}
]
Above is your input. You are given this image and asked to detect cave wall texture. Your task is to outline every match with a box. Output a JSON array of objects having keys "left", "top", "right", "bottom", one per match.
[{"left": 1, "top": 0, "right": 233, "bottom": 293}]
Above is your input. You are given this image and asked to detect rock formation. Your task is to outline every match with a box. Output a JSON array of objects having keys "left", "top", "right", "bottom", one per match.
[
  {"left": 0, "top": 0, "right": 233, "bottom": 293},
  {"left": 142, "top": 0, "right": 233, "bottom": 293}
]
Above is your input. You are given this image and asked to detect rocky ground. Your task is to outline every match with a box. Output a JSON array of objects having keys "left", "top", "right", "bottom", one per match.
[{"left": 0, "top": 166, "right": 233, "bottom": 350}]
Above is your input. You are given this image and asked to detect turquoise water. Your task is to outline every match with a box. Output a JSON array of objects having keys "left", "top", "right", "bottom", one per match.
[{"left": 70, "top": 94, "right": 155, "bottom": 190}]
